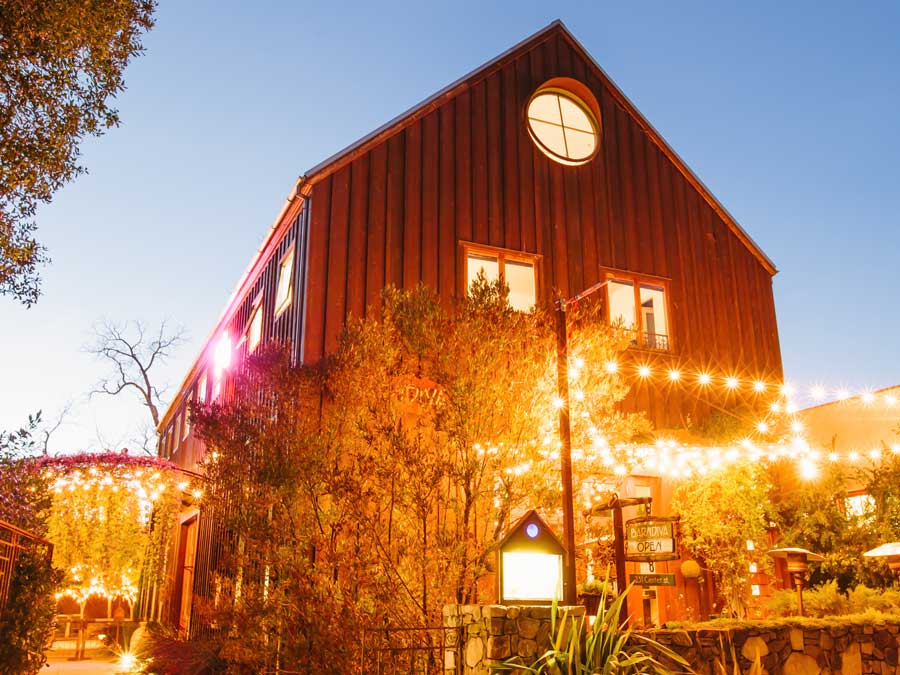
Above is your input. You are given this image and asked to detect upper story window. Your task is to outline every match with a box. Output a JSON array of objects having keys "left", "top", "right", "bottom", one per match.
[
  {"left": 274, "top": 245, "right": 294, "bottom": 317},
  {"left": 183, "top": 395, "right": 192, "bottom": 440},
  {"left": 197, "top": 372, "right": 207, "bottom": 405},
  {"left": 526, "top": 82, "right": 600, "bottom": 167},
  {"left": 606, "top": 274, "right": 670, "bottom": 351},
  {"left": 464, "top": 245, "right": 538, "bottom": 312},
  {"left": 248, "top": 302, "right": 263, "bottom": 353},
  {"left": 173, "top": 413, "right": 182, "bottom": 450}
]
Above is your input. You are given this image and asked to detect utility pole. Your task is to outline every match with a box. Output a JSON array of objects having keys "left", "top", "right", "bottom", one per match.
[
  {"left": 554, "top": 278, "right": 610, "bottom": 606},
  {"left": 555, "top": 298, "right": 577, "bottom": 605}
]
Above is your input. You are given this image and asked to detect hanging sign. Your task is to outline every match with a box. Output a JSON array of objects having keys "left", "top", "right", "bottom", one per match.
[
  {"left": 630, "top": 573, "right": 676, "bottom": 587},
  {"left": 624, "top": 516, "right": 679, "bottom": 562}
]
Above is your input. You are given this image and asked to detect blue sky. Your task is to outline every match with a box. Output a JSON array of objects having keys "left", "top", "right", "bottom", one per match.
[{"left": 1, "top": 1, "right": 898, "bottom": 452}]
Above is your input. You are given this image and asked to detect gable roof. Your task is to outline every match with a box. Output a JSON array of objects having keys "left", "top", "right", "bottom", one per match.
[{"left": 300, "top": 19, "right": 777, "bottom": 275}]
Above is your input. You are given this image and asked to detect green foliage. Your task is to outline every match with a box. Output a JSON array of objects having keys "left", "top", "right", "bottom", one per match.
[
  {"left": 0, "top": 415, "right": 59, "bottom": 675},
  {"left": 0, "top": 548, "right": 63, "bottom": 675},
  {"left": 0, "top": 0, "right": 155, "bottom": 305},
  {"left": 41, "top": 452, "right": 184, "bottom": 607},
  {"left": 670, "top": 462, "right": 773, "bottom": 618},
  {"left": 186, "top": 281, "right": 644, "bottom": 671},
  {"left": 767, "top": 581, "right": 900, "bottom": 618},
  {"left": 579, "top": 578, "right": 616, "bottom": 596},
  {"left": 0, "top": 413, "right": 50, "bottom": 533},
  {"left": 771, "top": 459, "right": 894, "bottom": 590},
  {"left": 500, "top": 587, "right": 691, "bottom": 675},
  {"left": 137, "top": 624, "right": 226, "bottom": 675}
]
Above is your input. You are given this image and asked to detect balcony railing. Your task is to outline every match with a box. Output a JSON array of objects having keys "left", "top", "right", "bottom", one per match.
[{"left": 624, "top": 329, "right": 670, "bottom": 351}]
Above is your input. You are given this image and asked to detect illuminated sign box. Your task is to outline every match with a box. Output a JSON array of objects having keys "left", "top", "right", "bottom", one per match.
[{"left": 497, "top": 510, "right": 565, "bottom": 605}]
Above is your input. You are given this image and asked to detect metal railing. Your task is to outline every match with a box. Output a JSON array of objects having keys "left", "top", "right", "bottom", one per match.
[
  {"left": 0, "top": 520, "right": 53, "bottom": 618},
  {"left": 360, "top": 625, "right": 462, "bottom": 675},
  {"left": 625, "top": 330, "right": 670, "bottom": 351}
]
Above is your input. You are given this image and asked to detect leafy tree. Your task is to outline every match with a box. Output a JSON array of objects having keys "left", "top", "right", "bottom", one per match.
[
  {"left": 0, "top": 0, "right": 156, "bottom": 305},
  {"left": 670, "top": 462, "right": 774, "bottom": 618},
  {"left": 0, "top": 414, "right": 49, "bottom": 531},
  {"left": 179, "top": 279, "right": 644, "bottom": 671},
  {"left": 188, "top": 347, "right": 354, "bottom": 674},
  {"left": 41, "top": 452, "right": 184, "bottom": 613},
  {"left": 0, "top": 415, "right": 60, "bottom": 675},
  {"left": 771, "top": 459, "right": 891, "bottom": 590}
]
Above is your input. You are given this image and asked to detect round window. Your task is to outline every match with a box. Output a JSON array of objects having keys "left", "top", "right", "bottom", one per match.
[{"left": 526, "top": 88, "right": 599, "bottom": 166}]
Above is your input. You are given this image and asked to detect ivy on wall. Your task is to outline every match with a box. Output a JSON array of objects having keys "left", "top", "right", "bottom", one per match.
[{"left": 39, "top": 452, "right": 188, "bottom": 609}]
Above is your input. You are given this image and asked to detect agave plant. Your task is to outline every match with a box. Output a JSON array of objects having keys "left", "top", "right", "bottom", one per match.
[{"left": 498, "top": 583, "right": 693, "bottom": 675}]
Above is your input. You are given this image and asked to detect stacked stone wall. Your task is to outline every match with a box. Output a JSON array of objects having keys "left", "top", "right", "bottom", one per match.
[
  {"left": 442, "top": 604, "right": 585, "bottom": 675},
  {"left": 650, "top": 622, "right": 900, "bottom": 675},
  {"left": 443, "top": 604, "right": 900, "bottom": 675}
]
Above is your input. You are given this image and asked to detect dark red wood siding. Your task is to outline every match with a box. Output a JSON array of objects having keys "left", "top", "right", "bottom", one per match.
[{"left": 299, "top": 32, "right": 782, "bottom": 428}]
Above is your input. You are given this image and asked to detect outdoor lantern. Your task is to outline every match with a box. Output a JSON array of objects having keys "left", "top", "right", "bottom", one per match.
[
  {"left": 497, "top": 510, "right": 565, "bottom": 605},
  {"left": 767, "top": 547, "right": 824, "bottom": 617},
  {"left": 863, "top": 542, "right": 900, "bottom": 578}
]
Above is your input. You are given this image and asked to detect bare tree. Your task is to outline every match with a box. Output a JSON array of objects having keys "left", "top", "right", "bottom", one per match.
[
  {"left": 86, "top": 319, "right": 186, "bottom": 435},
  {"left": 39, "top": 400, "right": 74, "bottom": 455}
]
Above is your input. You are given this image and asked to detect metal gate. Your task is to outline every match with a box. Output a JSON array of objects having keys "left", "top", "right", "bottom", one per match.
[
  {"left": 360, "top": 625, "right": 462, "bottom": 675},
  {"left": 0, "top": 519, "right": 54, "bottom": 617}
]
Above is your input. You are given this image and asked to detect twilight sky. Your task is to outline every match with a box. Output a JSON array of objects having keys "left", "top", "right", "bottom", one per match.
[{"left": 1, "top": 1, "right": 898, "bottom": 453}]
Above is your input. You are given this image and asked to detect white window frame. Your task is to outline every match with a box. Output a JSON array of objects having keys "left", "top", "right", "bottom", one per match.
[
  {"left": 183, "top": 394, "right": 192, "bottom": 440},
  {"left": 604, "top": 271, "right": 672, "bottom": 351},
  {"left": 274, "top": 245, "right": 295, "bottom": 317},
  {"left": 461, "top": 242, "right": 540, "bottom": 312},
  {"left": 248, "top": 298, "right": 263, "bottom": 353}
]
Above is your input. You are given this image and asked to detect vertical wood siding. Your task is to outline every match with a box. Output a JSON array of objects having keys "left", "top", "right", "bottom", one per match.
[
  {"left": 298, "top": 33, "right": 782, "bottom": 428},
  {"left": 163, "top": 204, "right": 310, "bottom": 467}
]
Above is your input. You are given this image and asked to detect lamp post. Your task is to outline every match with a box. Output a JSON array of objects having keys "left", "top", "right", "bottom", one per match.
[
  {"left": 554, "top": 279, "right": 610, "bottom": 606},
  {"left": 863, "top": 542, "right": 900, "bottom": 579},
  {"left": 767, "top": 547, "right": 823, "bottom": 617}
]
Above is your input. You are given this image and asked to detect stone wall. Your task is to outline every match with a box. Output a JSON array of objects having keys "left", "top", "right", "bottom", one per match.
[
  {"left": 443, "top": 606, "right": 900, "bottom": 675},
  {"left": 442, "top": 604, "right": 585, "bottom": 675},
  {"left": 649, "top": 621, "right": 900, "bottom": 675}
]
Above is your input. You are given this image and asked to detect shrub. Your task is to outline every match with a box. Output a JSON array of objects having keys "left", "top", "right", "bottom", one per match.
[
  {"left": 0, "top": 547, "right": 62, "bottom": 675},
  {"left": 767, "top": 581, "right": 900, "bottom": 618}
]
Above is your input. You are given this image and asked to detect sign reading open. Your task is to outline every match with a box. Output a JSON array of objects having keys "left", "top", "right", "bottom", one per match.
[{"left": 624, "top": 516, "right": 679, "bottom": 562}]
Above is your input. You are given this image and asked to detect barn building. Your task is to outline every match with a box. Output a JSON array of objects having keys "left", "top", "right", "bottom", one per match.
[{"left": 154, "top": 20, "right": 783, "bottom": 631}]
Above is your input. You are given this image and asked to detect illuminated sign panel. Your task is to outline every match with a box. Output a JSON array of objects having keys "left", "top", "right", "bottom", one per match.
[
  {"left": 497, "top": 510, "right": 566, "bottom": 605},
  {"left": 501, "top": 551, "right": 563, "bottom": 602}
]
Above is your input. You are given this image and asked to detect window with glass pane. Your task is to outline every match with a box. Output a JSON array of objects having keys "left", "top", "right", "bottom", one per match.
[
  {"left": 505, "top": 259, "right": 536, "bottom": 311},
  {"left": 606, "top": 275, "right": 670, "bottom": 350},
  {"left": 608, "top": 279, "right": 636, "bottom": 328},
  {"left": 274, "top": 247, "right": 294, "bottom": 316},
  {"left": 183, "top": 395, "right": 192, "bottom": 439},
  {"left": 197, "top": 372, "right": 207, "bottom": 404},
  {"left": 640, "top": 283, "right": 668, "bottom": 349},
  {"left": 467, "top": 253, "right": 500, "bottom": 289},
  {"left": 465, "top": 250, "right": 536, "bottom": 311},
  {"left": 526, "top": 88, "right": 599, "bottom": 166},
  {"left": 248, "top": 305, "right": 262, "bottom": 353}
]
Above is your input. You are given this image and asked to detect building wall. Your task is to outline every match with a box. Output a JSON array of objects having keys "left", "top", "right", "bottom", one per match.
[
  {"left": 153, "top": 24, "right": 786, "bottom": 630},
  {"left": 300, "top": 30, "right": 782, "bottom": 429}
]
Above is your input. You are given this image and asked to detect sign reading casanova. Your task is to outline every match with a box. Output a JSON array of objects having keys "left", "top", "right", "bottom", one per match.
[{"left": 624, "top": 516, "right": 679, "bottom": 562}]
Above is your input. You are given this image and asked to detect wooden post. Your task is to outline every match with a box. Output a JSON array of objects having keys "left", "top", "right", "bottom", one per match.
[
  {"left": 611, "top": 497, "right": 628, "bottom": 620},
  {"left": 555, "top": 300, "right": 577, "bottom": 606}
]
